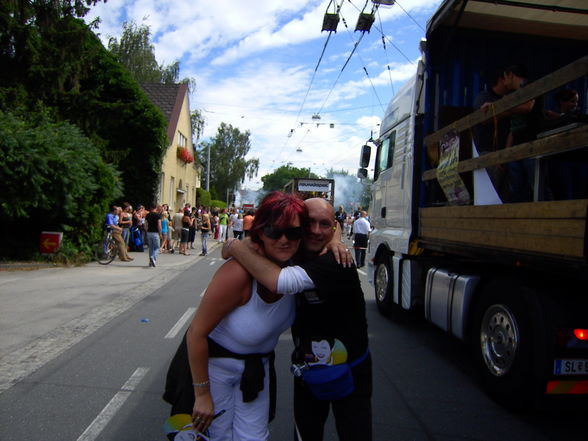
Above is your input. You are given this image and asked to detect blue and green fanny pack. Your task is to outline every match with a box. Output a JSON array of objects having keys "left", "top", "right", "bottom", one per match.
[{"left": 302, "top": 350, "right": 369, "bottom": 400}]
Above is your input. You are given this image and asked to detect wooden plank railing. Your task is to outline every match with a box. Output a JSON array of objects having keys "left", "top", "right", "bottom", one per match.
[{"left": 421, "top": 55, "right": 588, "bottom": 182}]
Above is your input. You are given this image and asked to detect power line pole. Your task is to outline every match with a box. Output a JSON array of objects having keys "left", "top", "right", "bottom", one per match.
[{"left": 206, "top": 143, "right": 210, "bottom": 191}]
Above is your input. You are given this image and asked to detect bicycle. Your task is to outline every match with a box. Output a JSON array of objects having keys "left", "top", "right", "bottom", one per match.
[{"left": 95, "top": 229, "right": 117, "bottom": 265}]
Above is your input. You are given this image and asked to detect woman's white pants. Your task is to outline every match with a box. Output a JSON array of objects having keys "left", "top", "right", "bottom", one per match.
[{"left": 207, "top": 357, "right": 270, "bottom": 441}]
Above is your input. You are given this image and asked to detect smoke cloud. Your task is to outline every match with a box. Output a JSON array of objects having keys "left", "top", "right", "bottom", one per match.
[{"left": 332, "top": 173, "right": 369, "bottom": 213}]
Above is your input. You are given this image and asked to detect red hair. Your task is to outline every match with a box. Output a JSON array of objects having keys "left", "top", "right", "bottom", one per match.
[{"left": 250, "top": 191, "right": 308, "bottom": 245}]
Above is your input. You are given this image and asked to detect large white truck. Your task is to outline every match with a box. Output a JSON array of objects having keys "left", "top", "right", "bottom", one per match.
[{"left": 359, "top": 0, "right": 588, "bottom": 409}]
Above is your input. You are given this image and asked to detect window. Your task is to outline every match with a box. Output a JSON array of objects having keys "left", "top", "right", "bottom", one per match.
[
  {"left": 170, "top": 177, "right": 175, "bottom": 208},
  {"left": 178, "top": 132, "right": 187, "bottom": 148},
  {"left": 374, "top": 131, "right": 396, "bottom": 181}
]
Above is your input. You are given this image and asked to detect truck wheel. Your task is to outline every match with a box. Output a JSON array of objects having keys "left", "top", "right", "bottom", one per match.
[
  {"left": 472, "top": 279, "right": 535, "bottom": 410},
  {"left": 374, "top": 254, "right": 394, "bottom": 316}
]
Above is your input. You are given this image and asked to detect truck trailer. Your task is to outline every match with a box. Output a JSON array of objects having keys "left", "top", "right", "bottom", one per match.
[{"left": 359, "top": 0, "right": 587, "bottom": 409}]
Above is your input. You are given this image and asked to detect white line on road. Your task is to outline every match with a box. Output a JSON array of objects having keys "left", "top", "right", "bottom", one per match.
[
  {"left": 200, "top": 288, "right": 206, "bottom": 297},
  {"left": 165, "top": 308, "right": 196, "bottom": 339},
  {"left": 209, "top": 261, "right": 216, "bottom": 266},
  {"left": 76, "top": 367, "right": 150, "bottom": 441},
  {"left": 357, "top": 269, "right": 366, "bottom": 276}
]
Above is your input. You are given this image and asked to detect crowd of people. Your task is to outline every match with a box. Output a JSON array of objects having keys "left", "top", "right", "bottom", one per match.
[{"left": 103, "top": 203, "right": 258, "bottom": 266}]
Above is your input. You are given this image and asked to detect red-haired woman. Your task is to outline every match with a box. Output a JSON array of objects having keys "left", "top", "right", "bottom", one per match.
[{"left": 164, "top": 191, "right": 307, "bottom": 440}]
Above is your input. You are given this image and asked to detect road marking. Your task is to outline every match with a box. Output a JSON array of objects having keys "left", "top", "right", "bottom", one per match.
[
  {"left": 209, "top": 261, "right": 216, "bottom": 266},
  {"left": 76, "top": 367, "right": 149, "bottom": 441},
  {"left": 357, "top": 269, "right": 366, "bottom": 276},
  {"left": 200, "top": 288, "right": 206, "bottom": 297},
  {"left": 165, "top": 308, "right": 196, "bottom": 339}
]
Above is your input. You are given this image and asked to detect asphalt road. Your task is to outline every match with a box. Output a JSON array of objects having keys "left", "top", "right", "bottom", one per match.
[{"left": 0, "top": 243, "right": 585, "bottom": 441}]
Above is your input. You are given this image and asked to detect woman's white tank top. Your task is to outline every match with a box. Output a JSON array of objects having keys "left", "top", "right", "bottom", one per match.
[{"left": 208, "top": 280, "right": 295, "bottom": 354}]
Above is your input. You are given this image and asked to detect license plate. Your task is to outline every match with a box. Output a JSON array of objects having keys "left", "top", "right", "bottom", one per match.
[{"left": 554, "top": 359, "right": 588, "bottom": 375}]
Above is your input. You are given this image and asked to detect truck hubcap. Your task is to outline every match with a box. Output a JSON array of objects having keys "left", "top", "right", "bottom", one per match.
[
  {"left": 480, "top": 304, "right": 519, "bottom": 377},
  {"left": 375, "top": 263, "right": 389, "bottom": 302}
]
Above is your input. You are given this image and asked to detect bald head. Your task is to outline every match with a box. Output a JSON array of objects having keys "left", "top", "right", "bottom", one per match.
[
  {"left": 305, "top": 198, "right": 334, "bottom": 216},
  {"left": 303, "top": 198, "right": 336, "bottom": 254}
]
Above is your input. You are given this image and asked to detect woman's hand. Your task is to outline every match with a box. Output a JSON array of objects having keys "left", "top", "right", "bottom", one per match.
[
  {"left": 322, "top": 241, "right": 353, "bottom": 267},
  {"left": 192, "top": 389, "right": 215, "bottom": 433},
  {"left": 221, "top": 238, "right": 239, "bottom": 259}
]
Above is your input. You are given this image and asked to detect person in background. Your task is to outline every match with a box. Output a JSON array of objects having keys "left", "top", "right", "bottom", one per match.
[
  {"left": 105, "top": 206, "right": 133, "bottom": 262},
  {"left": 180, "top": 209, "right": 193, "bottom": 256},
  {"left": 188, "top": 207, "right": 198, "bottom": 250},
  {"left": 232, "top": 213, "right": 244, "bottom": 240},
  {"left": 145, "top": 203, "right": 162, "bottom": 267},
  {"left": 120, "top": 202, "right": 132, "bottom": 249},
  {"left": 229, "top": 208, "right": 239, "bottom": 239},
  {"left": 352, "top": 211, "right": 371, "bottom": 269},
  {"left": 164, "top": 192, "right": 308, "bottom": 441},
  {"left": 243, "top": 210, "right": 255, "bottom": 238},
  {"left": 473, "top": 65, "right": 535, "bottom": 201},
  {"left": 335, "top": 205, "right": 347, "bottom": 231},
  {"left": 161, "top": 208, "right": 170, "bottom": 253},
  {"left": 218, "top": 208, "right": 229, "bottom": 243},
  {"left": 212, "top": 211, "right": 219, "bottom": 240},
  {"left": 546, "top": 88, "right": 588, "bottom": 200},
  {"left": 172, "top": 207, "right": 184, "bottom": 252},
  {"left": 199, "top": 211, "right": 211, "bottom": 256}
]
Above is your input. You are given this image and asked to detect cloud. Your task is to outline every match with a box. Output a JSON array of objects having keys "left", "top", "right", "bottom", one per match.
[{"left": 84, "top": 0, "right": 442, "bottom": 188}]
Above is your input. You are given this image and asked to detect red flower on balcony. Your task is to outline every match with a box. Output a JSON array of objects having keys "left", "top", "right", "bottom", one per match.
[{"left": 177, "top": 147, "right": 194, "bottom": 164}]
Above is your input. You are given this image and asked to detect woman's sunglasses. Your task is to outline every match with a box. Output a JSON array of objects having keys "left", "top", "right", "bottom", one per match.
[{"left": 263, "top": 226, "right": 304, "bottom": 240}]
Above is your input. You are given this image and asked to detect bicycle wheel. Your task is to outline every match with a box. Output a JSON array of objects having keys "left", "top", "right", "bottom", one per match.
[{"left": 96, "top": 235, "right": 117, "bottom": 265}]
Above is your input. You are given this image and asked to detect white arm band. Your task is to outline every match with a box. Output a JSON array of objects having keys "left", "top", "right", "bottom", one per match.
[{"left": 277, "top": 266, "right": 316, "bottom": 295}]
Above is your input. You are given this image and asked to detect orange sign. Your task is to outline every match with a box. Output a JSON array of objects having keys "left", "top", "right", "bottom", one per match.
[{"left": 39, "top": 231, "right": 62, "bottom": 254}]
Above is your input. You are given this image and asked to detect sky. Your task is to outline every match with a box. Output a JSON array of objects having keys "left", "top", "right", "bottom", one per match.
[{"left": 85, "top": 0, "right": 443, "bottom": 194}]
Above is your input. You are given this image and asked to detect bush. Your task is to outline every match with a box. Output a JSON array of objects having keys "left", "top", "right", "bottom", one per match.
[
  {"left": 0, "top": 111, "right": 121, "bottom": 260},
  {"left": 210, "top": 200, "right": 227, "bottom": 209},
  {"left": 197, "top": 187, "right": 211, "bottom": 207}
]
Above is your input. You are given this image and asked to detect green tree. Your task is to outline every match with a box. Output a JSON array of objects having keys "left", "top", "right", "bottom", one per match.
[
  {"left": 199, "top": 123, "right": 259, "bottom": 202},
  {"left": 191, "top": 109, "right": 206, "bottom": 143},
  {"left": 0, "top": 110, "right": 121, "bottom": 260},
  {"left": 108, "top": 21, "right": 180, "bottom": 84},
  {"left": 325, "top": 168, "right": 350, "bottom": 178},
  {"left": 0, "top": 4, "right": 169, "bottom": 258},
  {"left": 261, "top": 164, "right": 319, "bottom": 192},
  {"left": 197, "top": 187, "right": 211, "bottom": 207}
]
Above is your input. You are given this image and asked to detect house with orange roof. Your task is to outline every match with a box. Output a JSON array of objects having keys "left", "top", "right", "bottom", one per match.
[{"left": 141, "top": 83, "right": 201, "bottom": 211}]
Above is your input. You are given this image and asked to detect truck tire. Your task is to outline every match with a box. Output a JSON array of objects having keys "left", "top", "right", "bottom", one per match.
[
  {"left": 374, "top": 254, "right": 394, "bottom": 316},
  {"left": 471, "top": 278, "right": 535, "bottom": 410}
]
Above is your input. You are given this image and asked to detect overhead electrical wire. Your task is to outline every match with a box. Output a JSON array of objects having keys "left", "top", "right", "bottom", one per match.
[
  {"left": 314, "top": 7, "right": 372, "bottom": 116},
  {"left": 376, "top": 7, "right": 395, "bottom": 97},
  {"left": 272, "top": 0, "right": 345, "bottom": 164},
  {"left": 395, "top": 0, "right": 426, "bottom": 32}
]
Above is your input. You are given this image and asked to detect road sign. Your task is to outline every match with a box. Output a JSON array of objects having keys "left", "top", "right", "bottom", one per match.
[{"left": 39, "top": 231, "right": 62, "bottom": 254}]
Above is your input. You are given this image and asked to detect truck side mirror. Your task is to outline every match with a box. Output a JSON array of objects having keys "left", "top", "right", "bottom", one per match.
[
  {"left": 357, "top": 168, "right": 367, "bottom": 179},
  {"left": 360, "top": 145, "right": 371, "bottom": 168}
]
